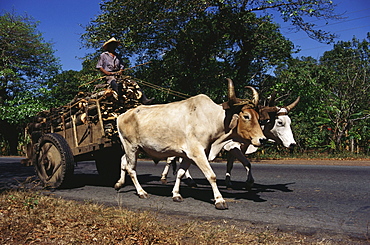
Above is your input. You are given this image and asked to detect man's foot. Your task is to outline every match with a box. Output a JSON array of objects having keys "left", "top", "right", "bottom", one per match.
[{"left": 142, "top": 98, "right": 154, "bottom": 105}]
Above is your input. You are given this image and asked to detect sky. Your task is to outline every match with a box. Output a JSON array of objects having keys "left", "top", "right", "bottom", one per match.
[{"left": 1, "top": 0, "right": 370, "bottom": 71}]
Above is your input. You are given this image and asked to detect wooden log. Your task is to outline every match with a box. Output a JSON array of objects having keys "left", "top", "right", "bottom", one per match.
[
  {"left": 85, "top": 89, "right": 115, "bottom": 100},
  {"left": 77, "top": 113, "right": 88, "bottom": 124},
  {"left": 35, "top": 117, "right": 46, "bottom": 123}
]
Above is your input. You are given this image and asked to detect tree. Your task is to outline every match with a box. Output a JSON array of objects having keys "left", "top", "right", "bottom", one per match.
[
  {"left": 319, "top": 35, "right": 370, "bottom": 151},
  {"left": 133, "top": 11, "right": 293, "bottom": 102},
  {"left": 273, "top": 57, "right": 330, "bottom": 151},
  {"left": 81, "top": 0, "right": 340, "bottom": 102},
  {"left": 274, "top": 35, "right": 370, "bottom": 153},
  {"left": 46, "top": 70, "right": 85, "bottom": 105},
  {"left": 0, "top": 12, "right": 60, "bottom": 155}
]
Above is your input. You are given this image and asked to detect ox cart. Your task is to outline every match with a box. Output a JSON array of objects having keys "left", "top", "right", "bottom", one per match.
[{"left": 25, "top": 76, "right": 144, "bottom": 188}]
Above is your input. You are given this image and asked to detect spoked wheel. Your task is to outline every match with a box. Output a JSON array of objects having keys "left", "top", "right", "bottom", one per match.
[
  {"left": 34, "top": 133, "right": 75, "bottom": 188},
  {"left": 94, "top": 145, "right": 122, "bottom": 185}
]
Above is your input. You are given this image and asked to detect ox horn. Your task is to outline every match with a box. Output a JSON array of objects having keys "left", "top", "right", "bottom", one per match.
[
  {"left": 245, "top": 86, "right": 259, "bottom": 107},
  {"left": 268, "top": 91, "right": 277, "bottom": 107},
  {"left": 226, "top": 78, "right": 238, "bottom": 104},
  {"left": 286, "top": 96, "right": 300, "bottom": 112}
]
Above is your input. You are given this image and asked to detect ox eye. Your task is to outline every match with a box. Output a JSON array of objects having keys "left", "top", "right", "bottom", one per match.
[
  {"left": 276, "top": 120, "right": 284, "bottom": 126},
  {"left": 243, "top": 115, "right": 250, "bottom": 120},
  {"left": 260, "top": 119, "right": 269, "bottom": 125}
]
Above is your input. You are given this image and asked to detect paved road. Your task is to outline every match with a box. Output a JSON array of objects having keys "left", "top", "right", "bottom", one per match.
[{"left": 1, "top": 157, "right": 369, "bottom": 240}]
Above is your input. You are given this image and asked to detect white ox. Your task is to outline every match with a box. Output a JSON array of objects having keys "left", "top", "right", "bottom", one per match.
[
  {"left": 161, "top": 95, "right": 300, "bottom": 190},
  {"left": 114, "top": 79, "right": 266, "bottom": 209}
]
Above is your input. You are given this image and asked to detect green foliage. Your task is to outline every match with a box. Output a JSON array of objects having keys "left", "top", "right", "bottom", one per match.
[
  {"left": 0, "top": 90, "right": 52, "bottom": 124},
  {"left": 46, "top": 69, "right": 101, "bottom": 106},
  {"left": 81, "top": 0, "right": 339, "bottom": 102},
  {"left": 0, "top": 11, "right": 61, "bottom": 155},
  {"left": 318, "top": 36, "right": 370, "bottom": 151},
  {"left": 0, "top": 11, "right": 60, "bottom": 123},
  {"left": 274, "top": 35, "right": 370, "bottom": 154},
  {"left": 24, "top": 196, "right": 39, "bottom": 210},
  {"left": 135, "top": 11, "right": 293, "bottom": 102}
]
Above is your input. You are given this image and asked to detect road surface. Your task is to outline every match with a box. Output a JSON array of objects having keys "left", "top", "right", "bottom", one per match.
[{"left": 1, "top": 156, "right": 369, "bottom": 241}]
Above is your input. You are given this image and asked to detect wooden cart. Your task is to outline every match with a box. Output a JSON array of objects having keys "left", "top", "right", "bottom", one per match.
[{"left": 25, "top": 76, "right": 142, "bottom": 188}]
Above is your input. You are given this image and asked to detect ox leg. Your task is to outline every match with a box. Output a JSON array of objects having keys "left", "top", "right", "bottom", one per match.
[
  {"left": 183, "top": 168, "right": 197, "bottom": 188},
  {"left": 172, "top": 158, "right": 191, "bottom": 202},
  {"left": 161, "top": 157, "right": 174, "bottom": 184},
  {"left": 115, "top": 152, "right": 149, "bottom": 199},
  {"left": 225, "top": 152, "right": 235, "bottom": 189},
  {"left": 127, "top": 159, "right": 148, "bottom": 199},
  {"left": 163, "top": 157, "right": 197, "bottom": 187},
  {"left": 178, "top": 157, "right": 197, "bottom": 188},
  {"left": 114, "top": 154, "right": 128, "bottom": 190},
  {"left": 191, "top": 152, "right": 228, "bottom": 210},
  {"left": 229, "top": 148, "right": 254, "bottom": 190}
]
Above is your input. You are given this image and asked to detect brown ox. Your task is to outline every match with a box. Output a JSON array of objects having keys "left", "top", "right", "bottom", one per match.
[{"left": 114, "top": 79, "right": 266, "bottom": 209}]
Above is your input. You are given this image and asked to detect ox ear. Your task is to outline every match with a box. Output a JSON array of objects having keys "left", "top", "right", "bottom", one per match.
[
  {"left": 222, "top": 102, "right": 231, "bottom": 110},
  {"left": 228, "top": 114, "right": 239, "bottom": 129},
  {"left": 286, "top": 96, "right": 300, "bottom": 112},
  {"left": 259, "top": 106, "right": 278, "bottom": 121}
]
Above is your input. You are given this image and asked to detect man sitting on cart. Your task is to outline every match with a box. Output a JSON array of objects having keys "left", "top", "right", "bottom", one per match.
[{"left": 96, "top": 37, "right": 154, "bottom": 105}]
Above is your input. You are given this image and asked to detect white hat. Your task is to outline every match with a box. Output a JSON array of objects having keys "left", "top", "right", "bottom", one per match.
[{"left": 102, "top": 37, "right": 120, "bottom": 49}]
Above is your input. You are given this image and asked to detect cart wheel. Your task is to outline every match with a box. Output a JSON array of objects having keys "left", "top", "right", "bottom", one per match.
[
  {"left": 95, "top": 145, "right": 122, "bottom": 185},
  {"left": 34, "top": 133, "right": 75, "bottom": 188}
]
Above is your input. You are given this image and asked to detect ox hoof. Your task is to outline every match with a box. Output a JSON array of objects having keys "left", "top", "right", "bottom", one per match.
[
  {"left": 114, "top": 183, "right": 122, "bottom": 191},
  {"left": 160, "top": 178, "right": 167, "bottom": 185},
  {"left": 183, "top": 177, "right": 197, "bottom": 188},
  {"left": 245, "top": 176, "right": 254, "bottom": 191},
  {"left": 138, "top": 193, "right": 149, "bottom": 199},
  {"left": 225, "top": 176, "right": 233, "bottom": 190},
  {"left": 172, "top": 196, "right": 183, "bottom": 202},
  {"left": 245, "top": 182, "right": 254, "bottom": 191},
  {"left": 226, "top": 183, "right": 233, "bottom": 190},
  {"left": 215, "top": 201, "right": 228, "bottom": 210}
]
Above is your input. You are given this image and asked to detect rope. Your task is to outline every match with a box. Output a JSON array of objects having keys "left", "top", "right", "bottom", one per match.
[
  {"left": 77, "top": 61, "right": 189, "bottom": 100},
  {"left": 122, "top": 61, "right": 152, "bottom": 72},
  {"left": 78, "top": 75, "right": 189, "bottom": 100},
  {"left": 134, "top": 78, "right": 190, "bottom": 99},
  {"left": 78, "top": 76, "right": 105, "bottom": 88},
  {"left": 78, "top": 62, "right": 152, "bottom": 88}
]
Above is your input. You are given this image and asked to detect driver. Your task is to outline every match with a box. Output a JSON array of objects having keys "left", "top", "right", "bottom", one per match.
[{"left": 96, "top": 37, "right": 154, "bottom": 104}]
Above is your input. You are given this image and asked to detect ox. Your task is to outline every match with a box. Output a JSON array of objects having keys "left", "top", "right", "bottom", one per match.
[
  {"left": 114, "top": 79, "right": 266, "bottom": 209},
  {"left": 224, "top": 94, "right": 300, "bottom": 189},
  {"left": 160, "top": 94, "right": 300, "bottom": 190}
]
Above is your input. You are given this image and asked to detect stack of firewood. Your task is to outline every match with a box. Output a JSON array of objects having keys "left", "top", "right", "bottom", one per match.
[{"left": 27, "top": 77, "right": 142, "bottom": 136}]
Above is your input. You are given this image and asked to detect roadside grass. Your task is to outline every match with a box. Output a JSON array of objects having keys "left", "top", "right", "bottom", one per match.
[
  {"left": 246, "top": 150, "right": 370, "bottom": 161},
  {"left": 1, "top": 189, "right": 367, "bottom": 244}
]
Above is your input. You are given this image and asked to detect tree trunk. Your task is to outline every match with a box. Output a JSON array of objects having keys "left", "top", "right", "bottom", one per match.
[{"left": 0, "top": 120, "right": 20, "bottom": 155}]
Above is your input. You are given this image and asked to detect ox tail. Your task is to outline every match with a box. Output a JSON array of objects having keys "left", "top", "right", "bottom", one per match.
[{"left": 116, "top": 115, "right": 126, "bottom": 155}]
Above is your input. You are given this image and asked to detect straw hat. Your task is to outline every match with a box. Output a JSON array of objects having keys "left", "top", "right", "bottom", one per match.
[{"left": 102, "top": 37, "right": 120, "bottom": 49}]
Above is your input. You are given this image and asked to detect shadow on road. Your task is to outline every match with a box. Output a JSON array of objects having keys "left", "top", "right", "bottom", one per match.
[
  {"left": 0, "top": 159, "right": 295, "bottom": 207},
  {"left": 64, "top": 172, "right": 295, "bottom": 205}
]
